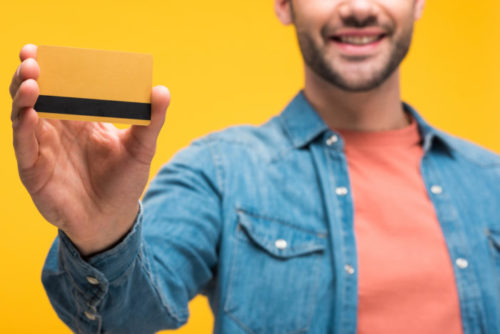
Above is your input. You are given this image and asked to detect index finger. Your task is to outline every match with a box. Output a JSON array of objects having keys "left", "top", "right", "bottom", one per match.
[
  {"left": 9, "top": 44, "right": 39, "bottom": 99},
  {"left": 10, "top": 58, "right": 40, "bottom": 99},
  {"left": 19, "top": 44, "right": 37, "bottom": 61}
]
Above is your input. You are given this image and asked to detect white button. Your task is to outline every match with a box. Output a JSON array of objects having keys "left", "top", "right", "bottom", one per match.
[
  {"left": 431, "top": 185, "right": 443, "bottom": 194},
  {"left": 344, "top": 264, "right": 355, "bottom": 275},
  {"left": 84, "top": 311, "right": 97, "bottom": 321},
  {"left": 336, "top": 187, "right": 348, "bottom": 196},
  {"left": 326, "top": 135, "right": 338, "bottom": 146},
  {"left": 456, "top": 258, "right": 468, "bottom": 269},
  {"left": 275, "top": 239, "right": 288, "bottom": 250},
  {"left": 86, "top": 276, "right": 99, "bottom": 285}
]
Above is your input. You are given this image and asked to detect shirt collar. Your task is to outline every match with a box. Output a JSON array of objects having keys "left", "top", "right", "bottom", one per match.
[
  {"left": 279, "top": 91, "right": 329, "bottom": 148},
  {"left": 280, "top": 90, "right": 454, "bottom": 155}
]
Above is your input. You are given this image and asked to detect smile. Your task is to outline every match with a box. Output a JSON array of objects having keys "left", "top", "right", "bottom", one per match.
[
  {"left": 333, "top": 34, "right": 386, "bottom": 46},
  {"left": 329, "top": 29, "right": 388, "bottom": 55}
]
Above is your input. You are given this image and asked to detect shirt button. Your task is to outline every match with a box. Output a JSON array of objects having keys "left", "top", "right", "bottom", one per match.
[
  {"left": 275, "top": 239, "right": 288, "bottom": 250},
  {"left": 326, "top": 135, "right": 338, "bottom": 146},
  {"left": 86, "top": 276, "right": 100, "bottom": 285},
  {"left": 456, "top": 258, "right": 468, "bottom": 269},
  {"left": 344, "top": 264, "right": 355, "bottom": 275},
  {"left": 430, "top": 185, "right": 443, "bottom": 194},
  {"left": 84, "top": 311, "right": 97, "bottom": 321},
  {"left": 336, "top": 187, "right": 348, "bottom": 196}
]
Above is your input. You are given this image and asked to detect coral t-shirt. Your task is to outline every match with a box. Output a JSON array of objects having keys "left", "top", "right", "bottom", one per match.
[{"left": 336, "top": 116, "right": 463, "bottom": 334}]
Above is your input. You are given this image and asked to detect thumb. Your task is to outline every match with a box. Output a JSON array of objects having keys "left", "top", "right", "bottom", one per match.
[{"left": 123, "top": 85, "right": 170, "bottom": 162}]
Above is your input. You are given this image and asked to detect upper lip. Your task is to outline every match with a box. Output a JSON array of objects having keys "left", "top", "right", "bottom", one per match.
[{"left": 331, "top": 28, "right": 388, "bottom": 38}]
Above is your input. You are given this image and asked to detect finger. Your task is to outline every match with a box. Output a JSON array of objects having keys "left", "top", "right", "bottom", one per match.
[
  {"left": 126, "top": 85, "right": 170, "bottom": 147},
  {"left": 122, "top": 86, "right": 170, "bottom": 164},
  {"left": 12, "top": 79, "right": 39, "bottom": 121},
  {"left": 13, "top": 107, "right": 40, "bottom": 170},
  {"left": 9, "top": 58, "right": 40, "bottom": 99},
  {"left": 19, "top": 44, "right": 37, "bottom": 62}
]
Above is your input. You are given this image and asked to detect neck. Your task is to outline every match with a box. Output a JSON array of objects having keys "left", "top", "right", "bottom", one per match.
[{"left": 303, "top": 66, "right": 409, "bottom": 131}]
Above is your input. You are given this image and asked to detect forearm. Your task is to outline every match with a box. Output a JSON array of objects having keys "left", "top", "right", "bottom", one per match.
[
  {"left": 41, "top": 205, "right": 185, "bottom": 334},
  {"left": 41, "top": 138, "right": 222, "bottom": 333}
]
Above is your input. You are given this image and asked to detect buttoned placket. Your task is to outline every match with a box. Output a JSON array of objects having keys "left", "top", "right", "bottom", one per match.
[
  {"left": 310, "top": 132, "right": 358, "bottom": 334},
  {"left": 419, "top": 149, "right": 487, "bottom": 334}
]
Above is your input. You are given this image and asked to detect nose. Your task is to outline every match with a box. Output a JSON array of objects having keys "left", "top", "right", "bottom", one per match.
[{"left": 338, "top": 0, "right": 380, "bottom": 24}]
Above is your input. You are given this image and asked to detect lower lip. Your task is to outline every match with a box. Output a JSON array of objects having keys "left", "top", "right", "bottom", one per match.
[{"left": 330, "top": 37, "right": 385, "bottom": 56}]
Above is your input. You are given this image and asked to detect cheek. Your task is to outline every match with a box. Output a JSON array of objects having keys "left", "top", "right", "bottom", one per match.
[
  {"left": 293, "top": 0, "right": 337, "bottom": 28},
  {"left": 293, "top": 1, "right": 339, "bottom": 47},
  {"left": 377, "top": 0, "right": 417, "bottom": 26}
]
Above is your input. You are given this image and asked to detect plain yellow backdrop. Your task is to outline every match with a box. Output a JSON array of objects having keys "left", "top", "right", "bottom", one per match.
[{"left": 1, "top": 1, "right": 499, "bottom": 333}]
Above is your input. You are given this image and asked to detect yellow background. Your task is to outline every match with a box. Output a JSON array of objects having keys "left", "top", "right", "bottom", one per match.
[{"left": 1, "top": 1, "right": 499, "bottom": 333}]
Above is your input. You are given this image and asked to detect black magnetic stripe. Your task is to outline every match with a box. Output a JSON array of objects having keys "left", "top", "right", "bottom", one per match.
[{"left": 34, "top": 95, "right": 151, "bottom": 120}]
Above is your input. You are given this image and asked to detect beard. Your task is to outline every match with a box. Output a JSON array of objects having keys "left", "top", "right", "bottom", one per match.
[{"left": 293, "top": 13, "right": 414, "bottom": 92}]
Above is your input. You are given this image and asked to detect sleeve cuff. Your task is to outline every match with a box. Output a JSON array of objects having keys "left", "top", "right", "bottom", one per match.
[{"left": 57, "top": 201, "right": 144, "bottom": 292}]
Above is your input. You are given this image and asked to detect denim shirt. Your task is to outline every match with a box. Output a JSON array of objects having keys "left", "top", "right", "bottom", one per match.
[{"left": 42, "top": 91, "right": 500, "bottom": 334}]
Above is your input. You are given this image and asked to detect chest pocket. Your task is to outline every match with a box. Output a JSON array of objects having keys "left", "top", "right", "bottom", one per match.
[{"left": 224, "top": 209, "right": 328, "bottom": 334}]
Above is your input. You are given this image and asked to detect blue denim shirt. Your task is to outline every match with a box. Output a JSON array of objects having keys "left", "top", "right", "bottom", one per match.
[{"left": 42, "top": 91, "right": 500, "bottom": 334}]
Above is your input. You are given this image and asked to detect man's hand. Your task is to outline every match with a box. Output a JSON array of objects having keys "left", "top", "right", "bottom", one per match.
[{"left": 10, "top": 44, "right": 171, "bottom": 257}]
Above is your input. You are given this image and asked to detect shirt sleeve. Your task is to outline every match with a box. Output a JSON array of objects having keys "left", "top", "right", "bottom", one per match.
[{"left": 41, "top": 138, "right": 223, "bottom": 334}]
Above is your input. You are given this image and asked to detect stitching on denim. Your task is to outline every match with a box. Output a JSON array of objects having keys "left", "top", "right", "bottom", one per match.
[
  {"left": 199, "top": 135, "right": 249, "bottom": 147},
  {"left": 225, "top": 222, "right": 322, "bottom": 334},
  {"left": 268, "top": 146, "right": 295, "bottom": 165},
  {"left": 300, "top": 249, "right": 322, "bottom": 334},
  {"left": 454, "top": 150, "right": 500, "bottom": 168},
  {"left": 108, "top": 256, "right": 138, "bottom": 286},
  {"left": 204, "top": 124, "right": 296, "bottom": 167},
  {"left": 226, "top": 311, "right": 258, "bottom": 334},
  {"left": 442, "top": 135, "right": 500, "bottom": 168},
  {"left": 279, "top": 110, "right": 297, "bottom": 148},
  {"left": 42, "top": 272, "right": 78, "bottom": 322},
  {"left": 236, "top": 207, "right": 328, "bottom": 237},
  {"left": 138, "top": 242, "right": 187, "bottom": 325},
  {"left": 223, "top": 225, "right": 239, "bottom": 314},
  {"left": 60, "top": 247, "right": 101, "bottom": 302},
  {"left": 223, "top": 227, "right": 257, "bottom": 334},
  {"left": 73, "top": 288, "right": 83, "bottom": 334},
  {"left": 208, "top": 139, "right": 225, "bottom": 197},
  {"left": 237, "top": 224, "right": 326, "bottom": 259},
  {"left": 140, "top": 244, "right": 187, "bottom": 323}
]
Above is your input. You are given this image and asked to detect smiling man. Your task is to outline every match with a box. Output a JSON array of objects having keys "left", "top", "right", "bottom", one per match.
[{"left": 9, "top": 0, "right": 500, "bottom": 333}]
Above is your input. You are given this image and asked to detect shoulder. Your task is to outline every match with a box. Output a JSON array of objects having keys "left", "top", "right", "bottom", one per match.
[
  {"left": 205, "top": 115, "right": 288, "bottom": 147},
  {"left": 436, "top": 129, "right": 500, "bottom": 168},
  {"left": 180, "top": 115, "right": 292, "bottom": 163}
]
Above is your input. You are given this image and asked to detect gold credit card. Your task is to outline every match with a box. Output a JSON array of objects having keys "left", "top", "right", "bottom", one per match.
[{"left": 34, "top": 45, "right": 153, "bottom": 125}]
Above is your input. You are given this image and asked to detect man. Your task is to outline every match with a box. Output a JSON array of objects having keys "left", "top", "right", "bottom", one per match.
[{"left": 9, "top": 0, "right": 500, "bottom": 333}]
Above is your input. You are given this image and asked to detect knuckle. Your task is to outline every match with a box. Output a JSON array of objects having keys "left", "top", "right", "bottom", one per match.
[{"left": 127, "top": 135, "right": 155, "bottom": 165}]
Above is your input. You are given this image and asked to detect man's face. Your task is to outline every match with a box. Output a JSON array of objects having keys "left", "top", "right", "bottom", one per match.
[{"left": 287, "top": 0, "right": 423, "bottom": 92}]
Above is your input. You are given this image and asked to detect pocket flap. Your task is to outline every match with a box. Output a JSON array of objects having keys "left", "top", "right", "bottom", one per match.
[{"left": 236, "top": 209, "right": 327, "bottom": 259}]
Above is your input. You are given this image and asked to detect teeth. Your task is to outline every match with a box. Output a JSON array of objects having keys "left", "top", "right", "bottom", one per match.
[{"left": 339, "top": 35, "right": 380, "bottom": 45}]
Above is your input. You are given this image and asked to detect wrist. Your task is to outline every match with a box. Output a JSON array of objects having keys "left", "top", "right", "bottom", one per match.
[{"left": 63, "top": 203, "right": 140, "bottom": 258}]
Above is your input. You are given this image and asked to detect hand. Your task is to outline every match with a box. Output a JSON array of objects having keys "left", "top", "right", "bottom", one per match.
[{"left": 10, "top": 44, "right": 171, "bottom": 256}]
